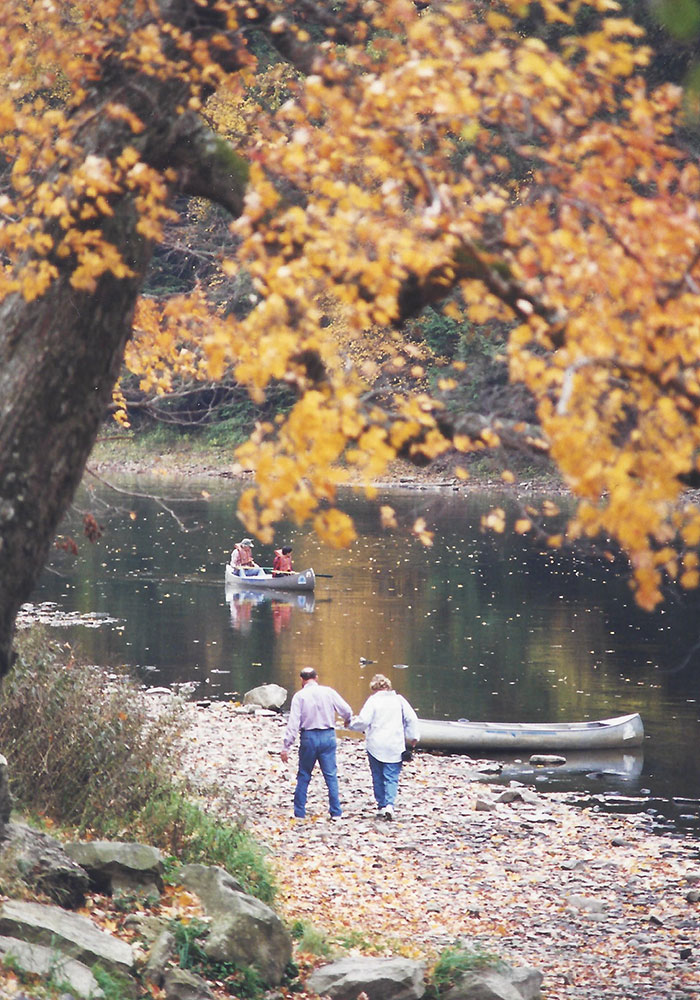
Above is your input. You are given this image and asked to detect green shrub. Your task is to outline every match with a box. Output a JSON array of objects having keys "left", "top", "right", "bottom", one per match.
[
  {"left": 0, "top": 628, "right": 183, "bottom": 830},
  {"left": 1, "top": 629, "right": 275, "bottom": 902},
  {"left": 172, "top": 916, "right": 210, "bottom": 969},
  {"left": 416, "top": 308, "right": 466, "bottom": 358}
]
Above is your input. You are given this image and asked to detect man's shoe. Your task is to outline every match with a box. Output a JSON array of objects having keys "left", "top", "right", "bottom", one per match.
[
  {"left": 328, "top": 814, "right": 343, "bottom": 822},
  {"left": 383, "top": 805, "right": 394, "bottom": 821}
]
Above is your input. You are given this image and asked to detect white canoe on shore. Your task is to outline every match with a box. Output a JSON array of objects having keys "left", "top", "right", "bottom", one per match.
[
  {"left": 225, "top": 564, "right": 316, "bottom": 592},
  {"left": 416, "top": 712, "right": 644, "bottom": 752}
]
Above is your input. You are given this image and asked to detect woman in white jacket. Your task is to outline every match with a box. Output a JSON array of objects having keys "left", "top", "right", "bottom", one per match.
[{"left": 352, "top": 674, "right": 420, "bottom": 820}]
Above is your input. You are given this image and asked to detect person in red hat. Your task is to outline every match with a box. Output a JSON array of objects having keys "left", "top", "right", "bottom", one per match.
[{"left": 272, "top": 545, "right": 293, "bottom": 576}]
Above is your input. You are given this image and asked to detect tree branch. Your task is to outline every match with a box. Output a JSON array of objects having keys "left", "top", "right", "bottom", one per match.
[
  {"left": 157, "top": 113, "right": 249, "bottom": 218},
  {"left": 84, "top": 468, "right": 201, "bottom": 533},
  {"left": 394, "top": 238, "right": 567, "bottom": 331}
]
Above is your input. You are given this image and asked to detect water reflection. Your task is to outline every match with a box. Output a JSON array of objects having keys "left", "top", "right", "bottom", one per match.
[
  {"left": 225, "top": 585, "right": 316, "bottom": 634},
  {"left": 487, "top": 749, "right": 645, "bottom": 792},
  {"left": 30, "top": 476, "right": 700, "bottom": 814}
]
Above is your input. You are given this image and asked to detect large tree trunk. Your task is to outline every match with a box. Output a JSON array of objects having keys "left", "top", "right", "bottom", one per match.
[
  {"left": 0, "top": 2, "right": 249, "bottom": 679},
  {"left": 0, "top": 226, "right": 151, "bottom": 678}
]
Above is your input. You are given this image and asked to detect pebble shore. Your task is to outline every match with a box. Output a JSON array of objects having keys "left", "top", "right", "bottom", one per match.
[{"left": 176, "top": 702, "right": 700, "bottom": 1000}]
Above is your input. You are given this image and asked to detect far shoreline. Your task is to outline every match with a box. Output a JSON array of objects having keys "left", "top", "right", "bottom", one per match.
[{"left": 89, "top": 434, "right": 570, "bottom": 498}]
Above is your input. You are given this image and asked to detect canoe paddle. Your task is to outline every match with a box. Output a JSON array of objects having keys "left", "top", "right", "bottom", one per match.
[{"left": 262, "top": 567, "right": 334, "bottom": 578}]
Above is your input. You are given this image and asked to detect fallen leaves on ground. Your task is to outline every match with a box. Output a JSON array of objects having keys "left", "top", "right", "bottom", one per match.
[{"left": 179, "top": 704, "right": 700, "bottom": 1000}]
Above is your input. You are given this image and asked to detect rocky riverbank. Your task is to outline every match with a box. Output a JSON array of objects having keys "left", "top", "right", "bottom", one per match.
[{"left": 179, "top": 702, "right": 700, "bottom": 1000}]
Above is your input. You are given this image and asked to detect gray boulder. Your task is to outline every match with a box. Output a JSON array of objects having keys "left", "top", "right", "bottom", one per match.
[
  {"left": 178, "top": 863, "right": 244, "bottom": 903},
  {"left": 143, "top": 928, "right": 177, "bottom": 987},
  {"left": 307, "top": 956, "right": 426, "bottom": 1000},
  {"left": 123, "top": 911, "right": 170, "bottom": 946},
  {"left": 0, "top": 935, "right": 105, "bottom": 999},
  {"left": 0, "top": 899, "right": 134, "bottom": 975},
  {"left": 442, "top": 966, "right": 543, "bottom": 1000},
  {"left": 163, "top": 966, "right": 214, "bottom": 1000},
  {"left": 178, "top": 863, "right": 291, "bottom": 985},
  {"left": 510, "top": 969, "right": 544, "bottom": 1000},
  {"left": 0, "top": 821, "right": 90, "bottom": 908},
  {"left": 65, "top": 839, "right": 163, "bottom": 896},
  {"left": 243, "top": 683, "right": 287, "bottom": 710}
]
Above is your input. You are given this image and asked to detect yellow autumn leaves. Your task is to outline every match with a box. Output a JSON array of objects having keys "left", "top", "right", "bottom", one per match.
[{"left": 7, "top": 0, "right": 700, "bottom": 603}]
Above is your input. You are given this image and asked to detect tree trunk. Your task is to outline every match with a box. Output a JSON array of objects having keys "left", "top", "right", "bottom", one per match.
[
  {"left": 0, "top": 220, "right": 151, "bottom": 678},
  {"left": 0, "top": 3, "right": 249, "bottom": 680}
]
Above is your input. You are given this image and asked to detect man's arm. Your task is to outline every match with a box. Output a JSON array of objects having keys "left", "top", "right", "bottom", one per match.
[
  {"left": 333, "top": 691, "right": 353, "bottom": 727},
  {"left": 280, "top": 692, "right": 302, "bottom": 762}
]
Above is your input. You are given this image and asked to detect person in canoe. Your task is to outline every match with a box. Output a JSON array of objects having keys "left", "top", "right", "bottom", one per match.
[
  {"left": 230, "top": 537, "right": 261, "bottom": 577},
  {"left": 272, "top": 545, "right": 293, "bottom": 576}
]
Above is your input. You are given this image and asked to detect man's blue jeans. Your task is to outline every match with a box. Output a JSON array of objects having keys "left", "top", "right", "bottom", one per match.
[
  {"left": 367, "top": 753, "right": 402, "bottom": 810},
  {"left": 294, "top": 729, "right": 341, "bottom": 817}
]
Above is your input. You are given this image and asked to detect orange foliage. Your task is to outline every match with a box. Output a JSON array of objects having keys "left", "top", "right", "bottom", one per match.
[{"left": 4, "top": 1, "right": 700, "bottom": 606}]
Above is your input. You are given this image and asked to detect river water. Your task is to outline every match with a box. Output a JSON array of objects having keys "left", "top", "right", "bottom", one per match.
[{"left": 28, "top": 476, "right": 700, "bottom": 836}]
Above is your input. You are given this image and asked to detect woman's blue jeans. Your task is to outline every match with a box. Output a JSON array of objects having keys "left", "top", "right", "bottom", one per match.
[
  {"left": 294, "top": 729, "right": 341, "bottom": 817},
  {"left": 367, "top": 753, "right": 402, "bottom": 810}
]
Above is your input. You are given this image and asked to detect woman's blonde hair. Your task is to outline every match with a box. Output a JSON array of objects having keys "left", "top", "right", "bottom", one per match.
[{"left": 370, "top": 673, "right": 392, "bottom": 692}]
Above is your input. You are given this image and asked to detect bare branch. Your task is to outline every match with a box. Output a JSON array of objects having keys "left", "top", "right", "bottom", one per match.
[{"left": 84, "top": 468, "right": 203, "bottom": 533}]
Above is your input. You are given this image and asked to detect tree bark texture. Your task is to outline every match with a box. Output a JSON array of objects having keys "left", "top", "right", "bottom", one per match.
[
  {"left": 0, "top": 1, "right": 249, "bottom": 679},
  {"left": 0, "top": 215, "right": 152, "bottom": 679}
]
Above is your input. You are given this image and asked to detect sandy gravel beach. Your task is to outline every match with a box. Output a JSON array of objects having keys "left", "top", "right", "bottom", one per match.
[{"left": 176, "top": 702, "right": 700, "bottom": 1000}]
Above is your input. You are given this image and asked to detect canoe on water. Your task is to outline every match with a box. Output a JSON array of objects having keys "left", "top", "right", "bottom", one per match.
[
  {"left": 225, "top": 564, "right": 316, "bottom": 592},
  {"left": 416, "top": 712, "right": 644, "bottom": 752}
]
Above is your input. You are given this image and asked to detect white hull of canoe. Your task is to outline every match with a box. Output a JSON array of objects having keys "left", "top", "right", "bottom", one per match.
[
  {"left": 225, "top": 564, "right": 316, "bottom": 592},
  {"left": 416, "top": 712, "right": 644, "bottom": 752}
]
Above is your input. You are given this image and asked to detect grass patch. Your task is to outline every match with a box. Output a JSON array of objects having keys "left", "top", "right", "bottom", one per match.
[
  {"left": 330, "top": 928, "right": 378, "bottom": 953},
  {"left": 91, "top": 965, "right": 136, "bottom": 1000},
  {"left": 429, "top": 944, "right": 504, "bottom": 998},
  {"left": 1, "top": 628, "right": 275, "bottom": 903},
  {"left": 289, "top": 920, "right": 334, "bottom": 958},
  {"left": 138, "top": 790, "right": 275, "bottom": 903}
]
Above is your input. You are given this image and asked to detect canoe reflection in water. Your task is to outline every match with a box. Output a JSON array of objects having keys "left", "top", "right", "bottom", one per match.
[
  {"left": 482, "top": 748, "right": 645, "bottom": 792},
  {"left": 225, "top": 585, "right": 316, "bottom": 634}
]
